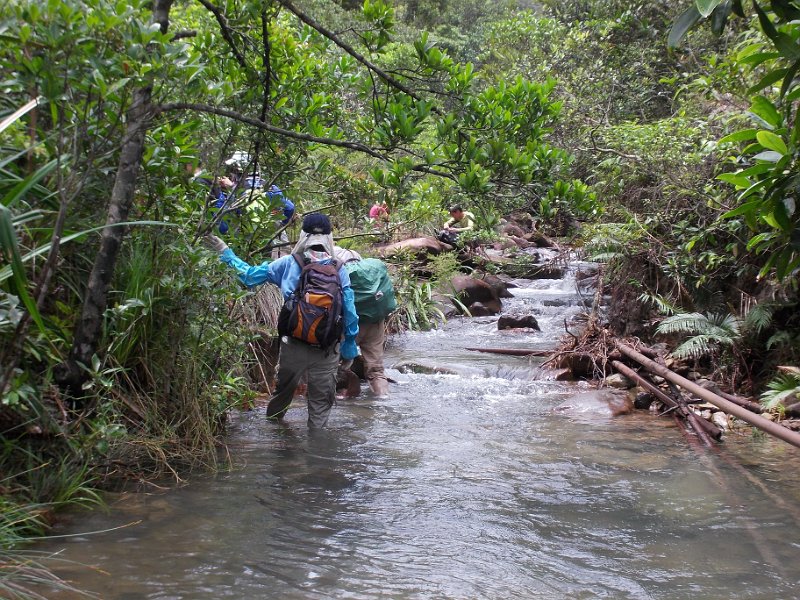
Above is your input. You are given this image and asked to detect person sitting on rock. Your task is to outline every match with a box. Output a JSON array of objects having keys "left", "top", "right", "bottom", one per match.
[{"left": 437, "top": 204, "right": 475, "bottom": 245}]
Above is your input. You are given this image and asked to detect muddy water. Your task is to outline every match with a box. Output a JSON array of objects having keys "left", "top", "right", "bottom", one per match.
[{"left": 39, "top": 264, "right": 800, "bottom": 599}]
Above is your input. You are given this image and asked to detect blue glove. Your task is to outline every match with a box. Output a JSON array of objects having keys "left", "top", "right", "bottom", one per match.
[{"left": 340, "top": 338, "right": 359, "bottom": 360}]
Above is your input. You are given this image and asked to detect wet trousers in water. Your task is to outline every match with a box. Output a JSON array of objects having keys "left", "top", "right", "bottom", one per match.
[
  {"left": 266, "top": 336, "right": 339, "bottom": 428},
  {"left": 357, "top": 320, "right": 388, "bottom": 396}
]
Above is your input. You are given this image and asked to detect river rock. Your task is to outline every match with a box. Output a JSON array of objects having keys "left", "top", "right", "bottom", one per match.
[
  {"left": 508, "top": 211, "right": 535, "bottom": 231},
  {"left": 378, "top": 236, "right": 451, "bottom": 260},
  {"left": 504, "top": 259, "right": 565, "bottom": 280},
  {"left": 634, "top": 391, "right": 654, "bottom": 409},
  {"left": 508, "top": 235, "right": 535, "bottom": 249},
  {"left": 501, "top": 221, "right": 527, "bottom": 238},
  {"left": 336, "top": 369, "right": 361, "bottom": 398},
  {"left": 479, "top": 273, "right": 515, "bottom": 298},
  {"left": 711, "top": 411, "right": 729, "bottom": 431},
  {"left": 553, "top": 389, "right": 634, "bottom": 417},
  {"left": 535, "top": 367, "right": 574, "bottom": 381},
  {"left": 604, "top": 373, "right": 633, "bottom": 389},
  {"left": 450, "top": 275, "right": 502, "bottom": 315},
  {"left": 497, "top": 314, "right": 540, "bottom": 330},
  {"left": 557, "top": 352, "right": 595, "bottom": 379},
  {"left": 393, "top": 362, "right": 458, "bottom": 375},
  {"left": 468, "top": 302, "right": 495, "bottom": 317}
]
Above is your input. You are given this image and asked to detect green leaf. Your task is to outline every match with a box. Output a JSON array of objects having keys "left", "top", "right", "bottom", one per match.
[
  {"left": 780, "top": 60, "right": 800, "bottom": 98},
  {"left": 718, "top": 128, "right": 758, "bottom": 143},
  {"left": 747, "top": 68, "right": 789, "bottom": 95},
  {"left": 752, "top": 150, "right": 783, "bottom": 162},
  {"left": 753, "top": 0, "right": 780, "bottom": 42},
  {"left": 772, "top": 0, "right": 800, "bottom": 21},
  {"left": 739, "top": 162, "right": 773, "bottom": 177},
  {"left": 770, "top": 196, "right": 792, "bottom": 230},
  {"left": 746, "top": 231, "right": 774, "bottom": 250},
  {"left": 751, "top": 4, "right": 800, "bottom": 59},
  {"left": 737, "top": 51, "right": 780, "bottom": 66},
  {"left": 2, "top": 160, "right": 57, "bottom": 208},
  {"left": 717, "top": 172, "right": 751, "bottom": 188},
  {"left": 756, "top": 130, "right": 789, "bottom": 154},
  {"left": 669, "top": 6, "right": 702, "bottom": 49},
  {"left": 774, "top": 33, "right": 800, "bottom": 61},
  {"left": 749, "top": 96, "right": 782, "bottom": 128},
  {"left": 711, "top": 1, "right": 733, "bottom": 34},
  {"left": 696, "top": 0, "right": 724, "bottom": 18},
  {"left": 722, "top": 199, "right": 762, "bottom": 219},
  {"left": 0, "top": 204, "right": 45, "bottom": 334},
  {"left": 0, "top": 220, "right": 179, "bottom": 284}
]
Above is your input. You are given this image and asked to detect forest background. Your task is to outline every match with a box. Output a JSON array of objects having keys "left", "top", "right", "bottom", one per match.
[{"left": 2, "top": 0, "right": 800, "bottom": 591}]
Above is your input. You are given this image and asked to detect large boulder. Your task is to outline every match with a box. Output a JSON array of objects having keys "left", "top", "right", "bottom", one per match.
[
  {"left": 450, "top": 275, "right": 502, "bottom": 315},
  {"left": 501, "top": 221, "right": 528, "bottom": 238},
  {"left": 378, "top": 236, "right": 451, "bottom": 260},
  {"left": 524, "top": 231, "right": 556, "bottom": 248},
  {"left": 478, "top": 273, "right": 515, "bottom": 298}
]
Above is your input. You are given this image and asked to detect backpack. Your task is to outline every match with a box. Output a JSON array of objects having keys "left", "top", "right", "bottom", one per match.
[
  {"left": 345, "top": 258, "right": 397, "bottom": 324},
  {"left": 277, "top": 254, "right": 344, "bottom": 349}
]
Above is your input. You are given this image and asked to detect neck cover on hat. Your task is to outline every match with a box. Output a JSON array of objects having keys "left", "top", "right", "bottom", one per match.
[{"left": 292, "top": 230, "right": 335, "bottom": 259}]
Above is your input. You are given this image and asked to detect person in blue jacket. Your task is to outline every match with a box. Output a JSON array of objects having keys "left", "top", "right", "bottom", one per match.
[{"left": 204, "top": 213, "right": 359, "bottom": 428}]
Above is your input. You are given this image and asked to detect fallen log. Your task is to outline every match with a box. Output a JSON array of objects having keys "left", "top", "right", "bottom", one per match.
[
  {"left": 712, "top": 388, "right": 763, "bottom": 414},
  {"left": 616, "top": 341, "right": 800, "bottom": 449},
  {"left": 612, "top": 360, "right": 721, "bottom": 443},
  {"left": 465, "top": 347, "right": 552, "bottom": 357}
]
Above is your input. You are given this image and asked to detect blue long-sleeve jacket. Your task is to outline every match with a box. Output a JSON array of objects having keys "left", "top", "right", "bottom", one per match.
[{"left": 219, "top": 248, "right": 359, "bottom": 356}]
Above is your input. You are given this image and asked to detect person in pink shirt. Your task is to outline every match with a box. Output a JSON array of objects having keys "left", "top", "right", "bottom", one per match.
[{"left": 368, "top": 200, "right": 389, "bottom": 223}]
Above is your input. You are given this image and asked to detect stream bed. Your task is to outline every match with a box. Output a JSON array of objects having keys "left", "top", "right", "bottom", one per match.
[{"left": 37, "top": 263, "right": 800, "bottom": 599}]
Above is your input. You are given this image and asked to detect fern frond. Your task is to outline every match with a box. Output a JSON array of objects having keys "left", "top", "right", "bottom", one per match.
[
  {"left": 656, "top": 312, "right": 708, "bottom": 335},
  {"left": 760, "top": 373, "right": 800, "bottom": 409},
  {"left": 766, "top": 331, "right": 793, "bottom": 350},
  {"left": 713, "top": 312, "right": 742, "bottom": 336},
  {"left": 588, "top": 251, "right": 622, "bottom": 262},
  {"left": 744, "top": 302, "right": 775, "bottom": 334},
  {"left": 657, "top": 312, "right": 741, "bottom": 338},
  {"left": 671, "top": 335, "right": 715, "bottom": 359},
  {"left": 637, "top": 292, "right": 678, "bottom": 316}
]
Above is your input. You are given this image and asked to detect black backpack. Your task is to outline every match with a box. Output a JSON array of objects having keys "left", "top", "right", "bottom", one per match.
[{"left": 277, "top": 254, "right": 344, "bottom": 349}]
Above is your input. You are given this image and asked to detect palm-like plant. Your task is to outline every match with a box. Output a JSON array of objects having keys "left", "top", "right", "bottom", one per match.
[
  {"left": 760, "top": 368, "right": 800, "bottom": 411},
  {"left": 656, "top": 311, "right": 742, "bottom": 360}
]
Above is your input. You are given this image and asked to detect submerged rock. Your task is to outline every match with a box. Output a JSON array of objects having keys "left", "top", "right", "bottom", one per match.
[
  {"left": 497, "top": 314, "right": 540, "bottom": 330},
  {"left": 393, "top": 362, "right": 458, "bottom": 375},
  {"left": 553, "top": 389, "right": 634, "bottom": 417}
]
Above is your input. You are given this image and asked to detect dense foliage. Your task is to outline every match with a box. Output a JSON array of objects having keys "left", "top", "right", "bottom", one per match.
[{"left": 2, "top": 1, "right": 800, "bottom": 593}]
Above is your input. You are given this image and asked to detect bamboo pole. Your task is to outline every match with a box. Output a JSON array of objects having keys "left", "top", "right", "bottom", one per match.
[
  {"left": 616, "top": 341, "right": 800, "bottom": 449},
  {"left": 465, "top": 347, "right": 552, "bottom": 357},
  {"left": 611, "top": 360, "right": 721, "bottom": 443},
  {"left": 713, "top": 388, "right": 764, "bottom": 414}
]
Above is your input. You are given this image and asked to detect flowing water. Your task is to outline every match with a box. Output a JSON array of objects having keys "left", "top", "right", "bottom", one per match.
[{"left": 38, "top": 260, "right": 800, "bottom": 599}]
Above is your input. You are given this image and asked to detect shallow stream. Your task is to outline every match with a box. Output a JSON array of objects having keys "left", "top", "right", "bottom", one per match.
[{"left": 39, "top": 261, "right": 800, "bottom": 599}]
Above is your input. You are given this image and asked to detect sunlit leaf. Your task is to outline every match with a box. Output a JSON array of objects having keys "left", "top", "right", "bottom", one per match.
[
  {"left": 718, "top": 128, "right": 758, "bottom": 144},
  {"left": 749, "top": 96, "right": 782, "bottom": 128},
  {"left": 756, "top": 130, "right": 788, "bottom": 154},
  {"left": 696, "top": 0, "right": 724, "bottom": 18}
]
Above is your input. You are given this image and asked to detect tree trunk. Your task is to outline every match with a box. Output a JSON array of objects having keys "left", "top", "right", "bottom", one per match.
[{"left": 57, "top": 0, "right": 173, "bottom": 391}]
